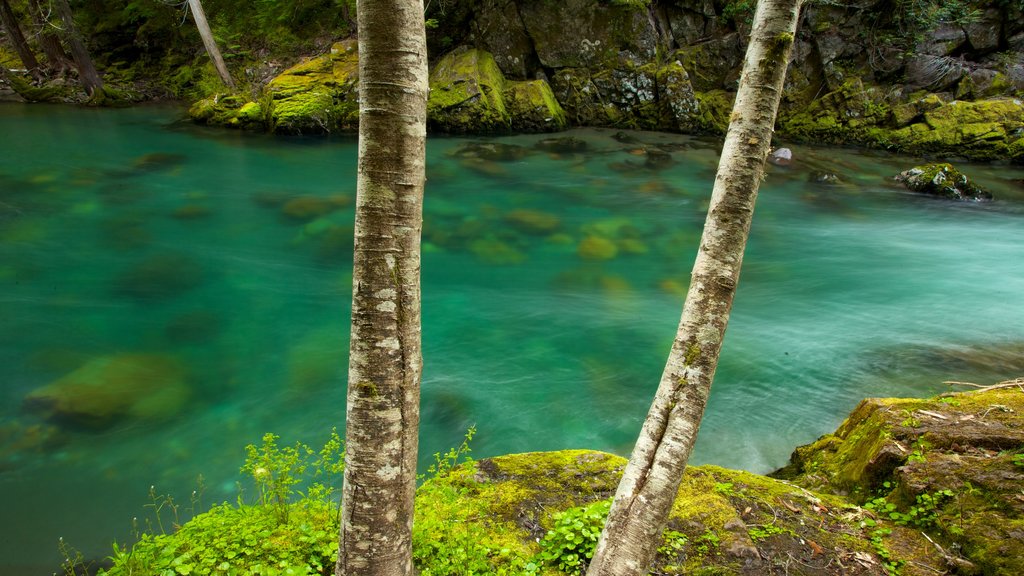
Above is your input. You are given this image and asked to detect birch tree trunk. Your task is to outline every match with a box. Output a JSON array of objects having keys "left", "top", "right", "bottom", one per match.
[
  {"left": 335, "top": 0, "right": 427, "bottom": 574},
  {"left": 52, "top": 0, "right": 102, "bottom": 96},
  {"left": 585, "top": 0, "right": 803, "bottom": 574},
  {"left": 0, "top": 0, "right": 42, "bottom": 78},
  {"left": 186, "top": 0, "right": 234, "bottom": 90}
]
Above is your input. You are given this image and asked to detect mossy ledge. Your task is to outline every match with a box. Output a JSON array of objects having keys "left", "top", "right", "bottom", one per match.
[{"left": 92, "top": 384, "right": 1023, "bottom": 575}]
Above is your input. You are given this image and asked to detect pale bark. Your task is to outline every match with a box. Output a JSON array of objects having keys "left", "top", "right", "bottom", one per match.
[
  {"left": 585, "top": 0, "right": 803, "bottom": 574},
  {"left": 0, "top": 0, "right": 42, "bottom": 78},
  {"left": 335, "top": 0, "right": 427, "bottom": 573},
  {"left": 52, "top": 0, "right": 101, "bottom": 95},
  {"left": 186, "top": 0, "right": 234, "bottom": 90}
]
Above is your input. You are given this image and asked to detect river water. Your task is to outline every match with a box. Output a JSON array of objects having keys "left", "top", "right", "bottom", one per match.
[{"left": 1, "top": 103, "right": 1023, "bottom": 573}]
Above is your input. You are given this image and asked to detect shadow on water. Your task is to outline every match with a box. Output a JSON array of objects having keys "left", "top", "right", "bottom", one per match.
[{"left": 1, "top": 106, "right": 1024, "bottom": 571}]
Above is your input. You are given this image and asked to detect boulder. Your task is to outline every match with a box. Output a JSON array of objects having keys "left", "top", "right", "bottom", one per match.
[
  {"left": 267, "top": 40, "right": 360, "bottom": 134},
  {"left": 189, "top": 95, "right": 265, "bottom": 130},
  {"left": 896, "top": 163, "right": 992, "bottom": 201},
  {"left": 773, "top": 384, "right": 1024, "bottom": 575},
  {"left": 428, "top": 48, "right": 511, "bottom": 133},
  {"left": 24, "top": 354, "right": 191, "bottom": 429},
  {"left": 504, "top": 79, "right": 568, "bottom": 132}
]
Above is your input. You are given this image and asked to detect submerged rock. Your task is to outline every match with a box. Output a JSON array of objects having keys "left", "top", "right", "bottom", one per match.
[
  {"left": 113, "top": 253, "right": 204, "bottom": 299},
  {"left": 24, "top": 354, "right": 191, "bottom": 429},
  {"left": 577, "top": 235, "right": 618, "bottom": 260},
  {"left": 895, "top": 163, "right": 993, "bottom": 201},
  {"left": 769, "top": 147, "right": 793, "bottom": 166},
  {"left": 504, "top": 209, "right": 561, "bottom": 235},
  {"left": 451, "top": 142, "right": 532, "bottom": 162},
  {"left": 535, "top": 136, "right": 588, "bottom": 154}
]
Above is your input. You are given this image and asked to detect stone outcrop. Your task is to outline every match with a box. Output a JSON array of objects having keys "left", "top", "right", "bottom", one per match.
[
  {"left": 896, "top": 163, "right": 993, "bottom": 201},
  {"left": 774, "top": 382, "right": 1024, "bottom": 575}
]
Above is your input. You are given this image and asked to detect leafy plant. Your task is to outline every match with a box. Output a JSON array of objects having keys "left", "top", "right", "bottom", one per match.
[
  {"left": 864, "top": 485, "right": 953, "bottom": 528},
  {"left": 868, "top": 528, "right": 904, "bottom": 576},
  {"left": 713, "top": 481, "right": 740, "bottom": 497},
  {"left": 747, "top": 524, "right": 789, "bottom": 541},
  {"left": 536, "top": 498, "right": 612, "bottom": 574},
  {"left": 426, "top": 426, "right": 476, "bottom": 479}
]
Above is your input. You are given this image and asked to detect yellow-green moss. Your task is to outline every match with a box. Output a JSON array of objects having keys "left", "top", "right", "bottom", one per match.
[
  {"left": 504, "top": 79, "right": 568, "bottom": 132},
  {"left": 428, "top": 48, "right": 511, "bottom": 133},
  {"left": 266, "top": 40, "right": 359, "bottom": 134}
]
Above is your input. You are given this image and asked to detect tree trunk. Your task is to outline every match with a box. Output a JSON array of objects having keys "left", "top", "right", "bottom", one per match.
[
  {"left": 0, "top": 0, "right": 42, "bottom": 78},
  {"left": 335, "top": 0, "right": 427, "bottom": 574},
  {"left": 27, "top": 0, "right": 72, "bottom": 74},
  {"left": 186, "top": 0, "right": 235, "bottom": 90},
  {"left": 52, "top": 0, "right": 101, "bottom": 96},
  {"left": 585, "top": 1, "right": 803, "bottom": 575}
]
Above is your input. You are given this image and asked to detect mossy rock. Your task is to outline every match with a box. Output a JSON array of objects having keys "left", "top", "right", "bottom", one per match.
[
  {"left": 774, "top": 384, "right": 1024, "bottom": 575},
  {"left": 895, "top": 163, "right": 992, "bottom": 201},
  {"left": 504, "top": 79, "right": 568, "bottom": 132},
  {"left": 189, "top": 95, "right": 265, "bottom": 130},
  {"left": 267, "top": 40, "right": 360, "bottom": 134},
  {"left": 428, "top": 48, "right": 511, "bottom": 133},
  {"left": 23, "top": 354, "right": 191, "bottom": 429},
  {"left": 416, "top": 450, "right": 946, "bottom": 575},
  {"left": 889, "top": 98, "right": 1024, "bottom": 162}
]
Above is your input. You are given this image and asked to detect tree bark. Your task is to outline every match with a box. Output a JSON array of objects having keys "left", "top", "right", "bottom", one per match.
[
  {"left": 186, "top": 0, "right": 235, "bottom": 90},
  {"left": 0, "top": 0, "right": 42, "bottom": 78},
  {"left": 27, "top": 0, "right": 72, "bottom": 74},
  {"left": 585, "top": 1, "right": 803, "bottom": 575},
  {"left": 335, "top": 0, "right": 427, "bottom": 574},
  {"left": 52, "top": 0, "right": 101, "bottom": 96}
]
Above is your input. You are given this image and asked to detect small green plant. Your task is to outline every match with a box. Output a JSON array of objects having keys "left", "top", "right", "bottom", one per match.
[
  {"left": 868, "top": 528, "right": 904, "bottom": 575},
  {"left": 426, "top": 426, "right": 476, "bottom": 479},
  {"left": 748, "top": 524, "right": 789, "bottom": 541},
  {"left": 657, "top": 529, "right": 688, "bottom": 557},
  {"left": 241, "top": 433, "right": 315, "bottom": 523},
  {"left": 693, "top": 529, "right": 721, "bottom": 555},
  {"left": 1012, "top": 453, "right": 1024, "bottom": 467},
  {"left": 864, "top": 485, "right": 953, "bottom": 528},
  {"left": 536, "top": 498, "right": 612, "bottom": 574},
  {"left": 713, "top": 481, "right": 740, "bottom": 497},
  {"left": 906, "top": 438, "right": 929, "bottom": 464}
]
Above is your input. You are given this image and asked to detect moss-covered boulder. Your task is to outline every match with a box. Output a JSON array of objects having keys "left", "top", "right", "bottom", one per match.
[
  {"left": 266, "top": 40, "right": 360, "bottom": 134},
  {"left": 415, "top": 450, "right": 946, "bottom": 575},
  {"left": 23, "top": 354, "right": 191, "bottom": 429},
  {"left": 428, "top": 48, "right": 512, "bottom": 133},
  {"left": 774, "top": 383, "right": 1024, "bottom": 575},
  {"left": 504, "top": 79, "right": 567, "bottom": 132},
  {"left": 895, "top": 163, "right": 993, "bottom": 201},
  {"left": 189, "top": 94, "right": 265, "bottom": 130},
  {"left": 889, "top": 98, "right": 1024, "bottom": 162}
]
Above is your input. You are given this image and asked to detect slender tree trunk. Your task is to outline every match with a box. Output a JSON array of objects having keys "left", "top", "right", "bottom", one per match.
[
  {"left": 52, "top": 0, "right": 101, "bottom": 95},
  {"left": 335, "top": 0, "right": 427, "bottom": 574},
  {"left": 186, "top": 0, "right": 234, "bottom": 90},
  {"left": 27, "top": 0, "right": 71, "bottom": 74},
  {"left": 585, "top": 1, "right": 802, "bottom": 574},
  {"left": 0, "top": 0, "right": 42, "bottom": 78}
]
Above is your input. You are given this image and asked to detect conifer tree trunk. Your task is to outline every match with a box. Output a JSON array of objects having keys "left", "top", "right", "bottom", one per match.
[
  {"left": 585, "top": 1, "right": 803, "bottom": 574},
  {"left": 335, "top": 0, "right": 427, "bottom": 573},
  {"left": 0, "top": 0, "right": 42, "bottom": 78},
  {"left": 27, "top": 0, "right": 71, "bottom": 74},
  {"left": 52, "top": 0, "right": 101, "bottom": 95},
  {"left": 186, "top": 0, "right": 234, "bottom": 90}
]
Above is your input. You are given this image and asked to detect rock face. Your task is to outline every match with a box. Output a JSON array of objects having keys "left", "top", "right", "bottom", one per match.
[
  {"left": 774, "top": 383, "right": 1024, "bottom": 575},
  {"left": 896, "top": 163, "right": 993, "bottom": 201},
  {"left": 24, "top": 354, "right": 191, "bottom": 429},
  {"left": 187, "top": 0, "right": 1024, "bottom": 160}
]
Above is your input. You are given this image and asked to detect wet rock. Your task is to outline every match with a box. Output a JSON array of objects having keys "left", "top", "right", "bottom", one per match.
[
  {"left": 132, "top": 152, "right": 186, "bottom": 173},
  {"left": 769, "top": 147, "right": 793, "bottom": 166},
  {"left": 534, "top": 137, "right": 588, "bottom": 153},
  {"left": 113, "top": 253, "right": 204, "bottom": 299},
  {"left": 644, "top": 148, "right": 674, "bottom": 170},
  {"left": 895, "top": 163, "right": 992, "bottom": 201},
  {"left": 451, "top": 142, "right": 532, "bottom": 162},
  {"left": 24, "top": 354, "right": 191, "bottom": 429},
  {"left": 0, "top": 419, "right": 66, "bottom": 470},
  {"left": 809, "top": 171, "right": 842, "bottom": 185},
  {"left": 468, "top": 236, "right": 527, "bottom": 265},
  {"left": 504, "top": 209, "right": 561, "bottom": 234},
  {"left": 577, "top": 235, "right": 618, "bottom": 261},
  {"left": 165, "top": 310, "right": 223, "bottom": 344}
]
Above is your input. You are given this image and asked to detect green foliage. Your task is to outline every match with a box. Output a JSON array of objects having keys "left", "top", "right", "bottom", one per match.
[
  {"left": 720, "top": 0, "right": 756, "bottom": 25},
  {"left": 99, "top": 431, "right": 344, "bottom": 576},
  {"left": 1014, "top": 453, "right": 1024, "bottom": 467},
  {"left": 607, "top": 0, "right": 651, "bottom": 9},
  {"left": 863, "top": 484, "right": 954, "bottom": 529},
  {"left": 747, "top": 524, "right": 789, "bottom": 541},
  {"left": 426, "top": 426, "right": 476, "bottom": 479},
  {"left": 536, "top": 498, "right": 612, "bottom": 574},
  {"left": 867, "top": 528, "right": 904, "bottom": 576},
  {"left": 712, "top": 481, "right": 740, "bottom": 497}
]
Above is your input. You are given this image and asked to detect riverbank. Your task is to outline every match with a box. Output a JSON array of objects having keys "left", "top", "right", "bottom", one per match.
[
  {"left": 2, "top": 0, "right": 1023, "bottom": 162},
  {"left": 84, "top": 382, "right": 1024, "bottom": 575}
]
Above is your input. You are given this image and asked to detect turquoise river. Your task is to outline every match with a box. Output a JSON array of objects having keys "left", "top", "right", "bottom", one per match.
[{"left": 1, "top": 104, "right": 1023, "bottom": 573}]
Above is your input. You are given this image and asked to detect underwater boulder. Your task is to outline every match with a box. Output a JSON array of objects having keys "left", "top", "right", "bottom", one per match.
[
  {"left": 534, "top": 136, "right": 589, "bottom": 154},
  {"left": 577, "top": 235, "right": 618, "bottom": 261},
  {"left": 113, "top": 253, "right": 204, "bottom": 300},
  {"left": 504, "top": 209, "right": 561, "bottom": 235},
  {"left": 451, "top": 142, "right": 532, "bottom": 162},
  {"left": 895, "top": 163, "right": 993, "bottom": 201},
  {"left": 281, "top": 196, "right": 339, "bottom": 221},
  {"left": 24, "top": 354, "right": 191, "bottom": 429}
]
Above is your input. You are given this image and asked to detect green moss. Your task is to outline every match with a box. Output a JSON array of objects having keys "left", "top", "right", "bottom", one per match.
[
  {"left": 428, "top": 48, "right": 511, "bottom": 133},
  {"left": 504, "top": 79, "right": 568, "bottom": 132},
  {"left": 266, "top": 40, "right": 360, "bottom": 134}
]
